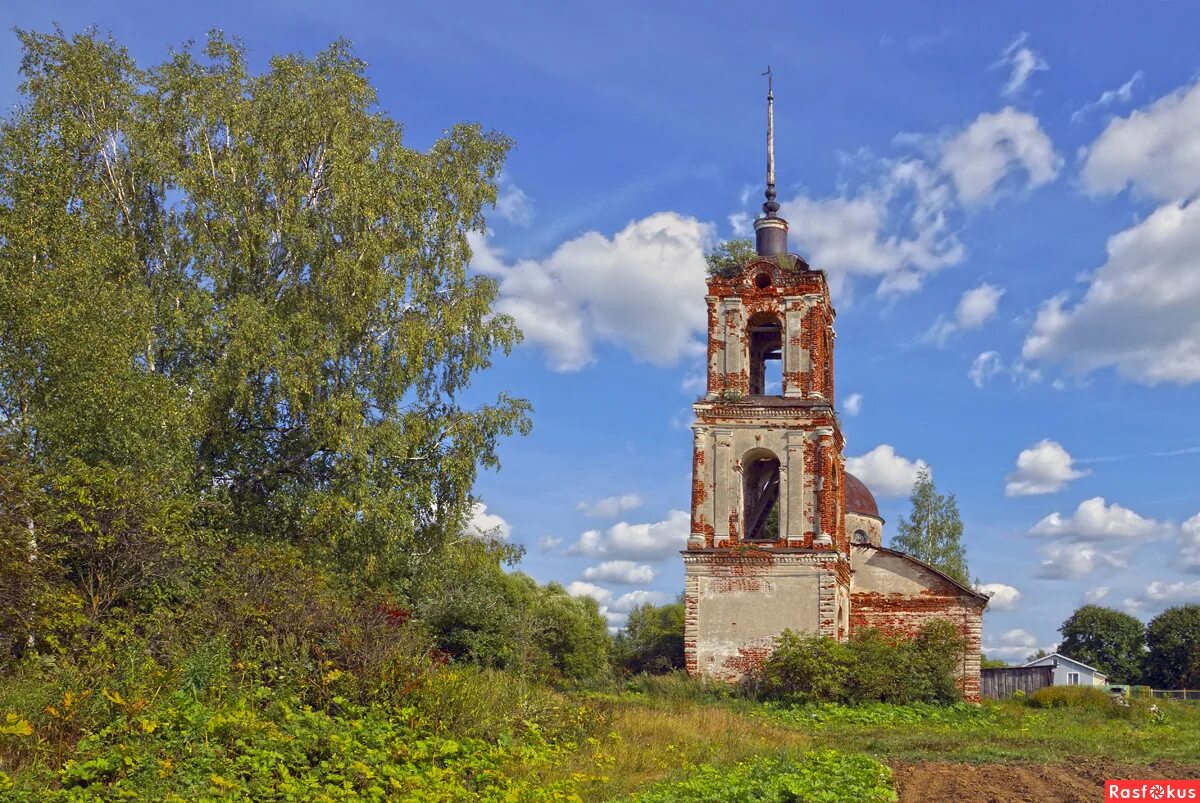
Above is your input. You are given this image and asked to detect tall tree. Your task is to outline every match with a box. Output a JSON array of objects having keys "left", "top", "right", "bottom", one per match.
[
  {"left": 1057, "top": 605, "right": 1145, "bottom": 683},
  {"left": 1144, "top": 605, "right": 1200, "bottom": 689},
  {"left": 0, "top": 28, "right": 529, "bottom": 596},
  {"left": 891, "top": 466, "right": 970, "bottom": 586}
]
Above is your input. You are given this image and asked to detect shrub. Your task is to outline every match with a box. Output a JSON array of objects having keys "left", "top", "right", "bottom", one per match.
[
  {"left": 613, "top": 601, "right": 685, "bottom": 675},
  {"left": 626, "top": 670, "right": 734, "bottom": 703},
  {"left": 747, "top": 620, "right": 966, "bottom": 705},
  {"left": 1026, "top": 686, "right": 1115, "bottom": 710}
]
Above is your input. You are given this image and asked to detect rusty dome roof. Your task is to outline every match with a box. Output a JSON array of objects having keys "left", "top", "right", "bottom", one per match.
[{"left": 845, "top": 472, "right": 881, "bottom": 519}]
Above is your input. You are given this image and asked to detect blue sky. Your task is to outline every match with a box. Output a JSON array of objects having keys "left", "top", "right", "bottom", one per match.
[{"left": 6, "top": 1, "right": 1200, "bottom": 661}]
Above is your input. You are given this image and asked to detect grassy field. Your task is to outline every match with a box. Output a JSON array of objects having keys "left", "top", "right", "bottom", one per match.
[
  {"left": 536, "top": 681, "right": 1200, "bottom": 801},
  {"left": 6, "top": 669, "right": 1200, "bottom": 800}
]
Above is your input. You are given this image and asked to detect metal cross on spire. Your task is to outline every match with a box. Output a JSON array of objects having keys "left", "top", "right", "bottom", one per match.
[{"left": 762, "top": 66, "right": 780, "bottom": 216}]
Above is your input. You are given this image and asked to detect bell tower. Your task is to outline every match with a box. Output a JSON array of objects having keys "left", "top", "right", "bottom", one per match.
[{"left": 684, "top": 74, "right": 849, "bottom": 681}]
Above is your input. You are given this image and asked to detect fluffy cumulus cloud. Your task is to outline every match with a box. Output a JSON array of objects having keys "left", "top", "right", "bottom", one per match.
[
  {"left": 1030, "top": 497, "right": 1161, "bottom": 580},
  {"left": 843, "top": 393, "right": 864, "bottom": 416},
  {"left": 568, "top": 509, "right": 690, "bottom": 560},
  {"left": 1081, "top": 80, "right": 1200, "bottom": 202},
  {"left": 581, "top": 560, "right": 656, "bottom": 585},
  {"left": 978, "top": 583, "right": 1021, "bottom": 610},
  {"left": 982, "top": 627, "right": 1045, "bottom": 661},
  {"left": 993, "top": 33, "right": 1048, "bottom": 98},
  {"left": 577, "top": 493, "right": 643, "bottom": 518},
  {"left": 1036, "top": 542, "right": 1127, "bottom": 580},
  {"left": 939, "top": 108, "right": 1062, "bottom": 205},
  {"left": 1004, "top": 439, "right": 1089, "bottom": 496},
  {"left": 1023, "top": 197, "right": 1200, "bottom": 385},
  {"left": 927, "top": 283, "right": 1005, "bottom": 345},
  {"left": 1180, "top": 513, "right": 1200, "bottom": 572},
  {"left": 537, "top": 535, "right": 563, "bottom": 551},
  {"left": 844, "top": 445, "right": 928, "bottom": 497},
  {"left": 564, "top": 582, "right": 670, "bottom": 629},
  {"left": 1142, "top": 579, "right": 1200, "bottom": 604},
  {"left": 778, "top": 158, "right": 965, "bottom": 296},
  {"left": 1030, "top": 497, "right": 1159, "bottom": 541},
  {"left": 470, "top": 212, "right": 712, "bottom": 371},
  {"left": 464, "top": 502, "right": 511, "bottom": 541},
  {"left": 1083, "top": 586, "right": 1111, "bottom": 603}
]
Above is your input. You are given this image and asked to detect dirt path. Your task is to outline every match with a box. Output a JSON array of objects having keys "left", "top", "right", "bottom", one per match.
[{"left": 891, "top": 759, "right": 1200, "bottom": 802}]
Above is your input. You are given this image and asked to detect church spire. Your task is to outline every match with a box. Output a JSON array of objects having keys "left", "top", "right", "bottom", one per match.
[
  {"left": 763, "top": 65, "right": 779, "bottom": 216},
  {"left": 755, "top": 66, "right": 789, "bottom": 255}
]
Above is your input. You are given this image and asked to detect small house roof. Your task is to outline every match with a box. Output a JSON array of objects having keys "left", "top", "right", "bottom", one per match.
[{"left": 1021, "top": 652, "right": 1107, "bottom": 677}]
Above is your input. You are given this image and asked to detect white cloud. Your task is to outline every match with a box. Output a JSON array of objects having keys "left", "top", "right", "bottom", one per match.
[
  {"left": 577, "top": 493, "right": 644, "bottom": 518},
  {"left": 982, "top": 627, "right": 1049, "bottom": 660},
  {"left": 1081, "top": 80, "right": 1200, "bottom": 202},
  {"left": 778, "top": 158, "right": 965, "bottom": 296},
  {"left": 1036, "top": 541, "right": 1128, "bottom": 580},
  {"left": 1030, "top": 497, "right": 1159, "bottom": 541},
  {"left": 843, "top": 393, "right": 864, "bottom": 416},
  {"left": 1180, "top": 513, "right": 1200, "bottom": 572},
  {"left": 928, "top": 283, "right": 1005, "bottom": 345},
  {"left": 978, "top": 583, "right": 1021, "bottom": 610},
  {"left": 464, "top": 502, "right": 511, "bottom": 541},
  {"left": 1023, "top": 201, "right": 1200, "bottom": 385},
  {"left": 680, "top": 371, "right": 707, "bottom": 395},
  {"left": 844, "top": 445, "right": 928, "bottom": 497},
  {"left": 1143, "top": 579, "right": 1200, "bottom": 604},
  {"left": 969, "top": 351, "right": 1003, "bottom": 388},
  {"left": 568, "top": 509, "right": 691, "bottom": 560},
  {"left": 494, "top": 177, "right": 534, "bottom": 226},
  {"left": 1084, "top": 586, "right": 1111, "bottom": 603},
  {"left": 582, "top": 560, "right": 656, "bottom": 585},
  {"left": 565, "top": 581, "right": 611, "bottom": 606},
  {"left": 470, "top": 212, "right": 713, "bottom": 371},
  {"left": 1005, "top": 439, "right": 1089, "bottom": 496},
  {"left": 993, "top": 33, "right": 1047, "bottom": 98},
  {"left": 939, "top": 108, "right": 1062, "bottom": 204},
  {"left": 537, "top": 535, "right": 563, "bottom": 551},
  {"left": 1071, "top": 71, "right": 1143, "bottom": 123},
  {"left": 610, "top": 590, "right": 671, "bottom": 613}
]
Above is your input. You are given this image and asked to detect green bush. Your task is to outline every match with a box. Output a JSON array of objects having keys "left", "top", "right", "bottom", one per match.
[
  {"left": 1026, "top": 686, "right": 1116, "bottom": 710},
  {"left": 612, "top": 601, "right": 685, "bottom": 675},
  {"left": 629, "top": 751, "right": 895, "bottom": 802},
  {"left": 746, "top": 620, "right": 967, "bottom": 705}
]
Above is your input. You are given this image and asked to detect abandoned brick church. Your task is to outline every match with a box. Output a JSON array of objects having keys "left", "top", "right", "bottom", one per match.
[{"left": 682, "top": 82, "right": 986, "bottom": 701}]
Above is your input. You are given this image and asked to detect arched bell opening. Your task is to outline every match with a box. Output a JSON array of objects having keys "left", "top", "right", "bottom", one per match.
[{"left": 742, "top": 447, "right": 781, "bottom": 541}]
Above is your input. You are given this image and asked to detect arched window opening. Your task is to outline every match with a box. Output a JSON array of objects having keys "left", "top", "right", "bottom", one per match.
[
  {"left": 743, "top": 451, "right": 781, "bottom": 541},
  {"left": 852, "top": 529, "right": 869, "bottom": 545},
  {"left": 747, "top": 312, "right": 782, "bottom": 396}
]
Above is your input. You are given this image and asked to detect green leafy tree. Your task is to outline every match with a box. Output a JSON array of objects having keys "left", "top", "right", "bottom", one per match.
[
  {"left": 1144, "top": 605, "right": 1200, "bottom": 689},
  {"left": 0, "top": 29, "right": 529, "bottom": 594},
  {"left": 614, "top": 600, "right": 685, "bottom": 674},
  {"left": 980, "top": 655, "right": 1009, "bottom": 669},
  {"left": 704, "top": 238, "right": 757, "bottom": 278},
  {"left": 1057, "top": 605, "right": 1145, "bottom": 683},
  {"left": 891, "top": 467, "right": 970, "bottom": 586}
]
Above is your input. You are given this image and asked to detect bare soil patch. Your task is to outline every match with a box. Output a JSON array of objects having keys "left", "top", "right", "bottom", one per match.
[{"left": 892, "top": 758, "right": 1200, "bottom": 802}]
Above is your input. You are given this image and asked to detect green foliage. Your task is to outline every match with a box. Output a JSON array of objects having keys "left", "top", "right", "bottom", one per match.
[
  {"left": 980, "top": 655, "right": 1009, "bottom": 669},
  {"left": 1144, "top": 604, "right": 1200, "bottom": 689},
  {"left": 613, "top": 601, "right": 685, "bottom": 674},
  {"left": 762, "top": 701, "right": 997, "bottom": 729},
  {"left": 747, "top": 621, "right": 966, "bottom": 705},
  {"left": 1025, "top": 686, "right": 1114, "bottom": 710},
  {"left": 629, "top": 751, "right": 895, "bottom": 803},
  {"left": 891, "top": 466, "right": 970, "bottom": 586},
  {"left": 0, "top": 27, "right": 530, "bottom": 595},
  {"left": 704, "top": 238, "right": 757, "bottom": 278},
  {"left": 1057, "top": 605, "right": 1146, "bottom": 683},
  {"left": 625, "top": 670, "right": 735, "bottom": 703},
  {"left": 413, "top": 539, "right": 611, "bottom": 683}
]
